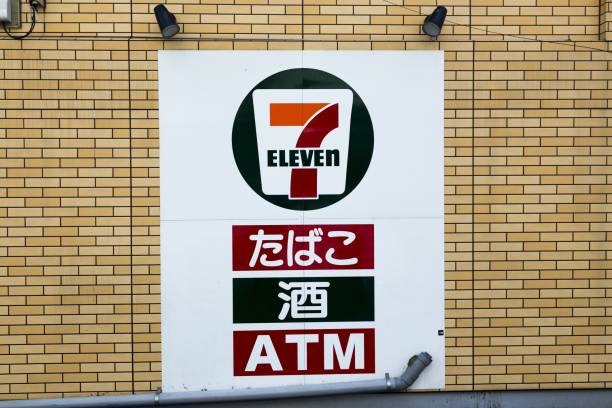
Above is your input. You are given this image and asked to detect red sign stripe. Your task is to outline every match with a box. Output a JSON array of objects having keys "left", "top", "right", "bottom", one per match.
[
  {"left": 290, "top": 103, "right": 339, "bottom": 199},
  {"left": 233, "top": 329, "right": 375, "bottom": 376},
  {"left": 232, "top": 224, "right": 374, "bottom": 271},
  {"left": 270, "top": 103, "right": 327, "bottom": 126}
]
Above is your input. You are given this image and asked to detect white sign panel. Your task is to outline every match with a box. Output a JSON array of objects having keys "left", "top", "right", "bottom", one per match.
[
  {"left": 159, "top": 51, "right": 444, "bottom": 392},
  {"left": 0, "top": 0, "right": 10, "bottom": 22}
]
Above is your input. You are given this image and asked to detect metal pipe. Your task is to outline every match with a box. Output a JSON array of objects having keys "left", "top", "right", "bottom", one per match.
[{"left": 0, "top": 352, "right": 432, "bottom": 408}]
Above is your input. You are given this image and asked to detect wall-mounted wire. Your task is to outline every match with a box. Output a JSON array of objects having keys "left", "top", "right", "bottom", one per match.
[{"left": 2, "top": 0, "right": 44, "bottom": 40}]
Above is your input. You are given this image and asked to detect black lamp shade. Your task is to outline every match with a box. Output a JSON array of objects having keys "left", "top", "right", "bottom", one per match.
[
  {"left": 422, "top": 6, "right": 447, "bottom": 37},
  {"left": 154, "top": 4, "right": 180, "bottom": 38}
]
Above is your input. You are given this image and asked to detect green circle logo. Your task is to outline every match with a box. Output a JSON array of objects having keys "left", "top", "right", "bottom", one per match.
[{"left": 232, "top": 68, "right": 374, "bottom": 211}]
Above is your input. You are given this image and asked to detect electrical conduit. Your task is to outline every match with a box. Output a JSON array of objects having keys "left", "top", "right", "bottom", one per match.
[{"left": 0, "top": 352, "right": 432, "bottom": 408}]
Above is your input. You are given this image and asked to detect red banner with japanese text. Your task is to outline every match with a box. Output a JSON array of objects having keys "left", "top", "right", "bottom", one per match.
[{"left": 232, "top": 224, "right": 374, "bottom": 271}]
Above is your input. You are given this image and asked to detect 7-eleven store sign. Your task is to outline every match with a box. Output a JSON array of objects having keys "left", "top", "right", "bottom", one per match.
[
  {"left": 159, "top": 51, "right": 445, "bottom": 392},
  {"left": 253, "top": 90, "right": 353, "bottom": 199}
]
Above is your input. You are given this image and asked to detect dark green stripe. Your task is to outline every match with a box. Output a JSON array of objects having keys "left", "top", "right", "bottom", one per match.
[{"left": 233, "top": 277, "right": 374, "bottom": 323}]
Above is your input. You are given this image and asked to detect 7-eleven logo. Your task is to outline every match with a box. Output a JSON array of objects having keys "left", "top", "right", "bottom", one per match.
[{"left": 253, "top": 90, "right": 353, "bottom": 199}]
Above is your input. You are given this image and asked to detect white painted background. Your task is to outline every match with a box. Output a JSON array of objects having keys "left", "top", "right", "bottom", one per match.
[{"left": 159, "top": 51, "right": 445, "bottom": 392}]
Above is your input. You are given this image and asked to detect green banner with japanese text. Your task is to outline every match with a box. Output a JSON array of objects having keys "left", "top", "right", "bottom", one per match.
[{"left": 233, "top": 277, "right": 374, "bottom": 323}]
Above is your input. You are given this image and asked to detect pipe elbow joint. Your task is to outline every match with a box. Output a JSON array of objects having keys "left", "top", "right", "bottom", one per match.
[{"left": 391, "top": 352, "right": 432, "bottom": 391}]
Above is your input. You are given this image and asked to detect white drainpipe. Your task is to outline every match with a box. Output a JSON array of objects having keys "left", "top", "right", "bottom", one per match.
[{"left": 0, "top": 352, "right": 432, "bottom": 408}]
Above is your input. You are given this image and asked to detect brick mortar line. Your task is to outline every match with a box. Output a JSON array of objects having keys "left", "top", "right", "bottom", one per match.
[{"left": 0, "top": 35, "right": 610, "bottom": 52}]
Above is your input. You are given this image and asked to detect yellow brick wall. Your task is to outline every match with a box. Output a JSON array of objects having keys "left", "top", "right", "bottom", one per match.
[
  {"left": 602, "top": 0, "right": 612, "bottom": 41},
  {"left": 0, "top": 0, "right": 611, "bottom": 400}
]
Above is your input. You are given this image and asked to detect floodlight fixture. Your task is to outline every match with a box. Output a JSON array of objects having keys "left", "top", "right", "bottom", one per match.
[
  {"left": 422, "top": 6, "right": 447, "bottom": 39},
  {"left": 154, "top": 4, "right": 180, "bottom": 39}
]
